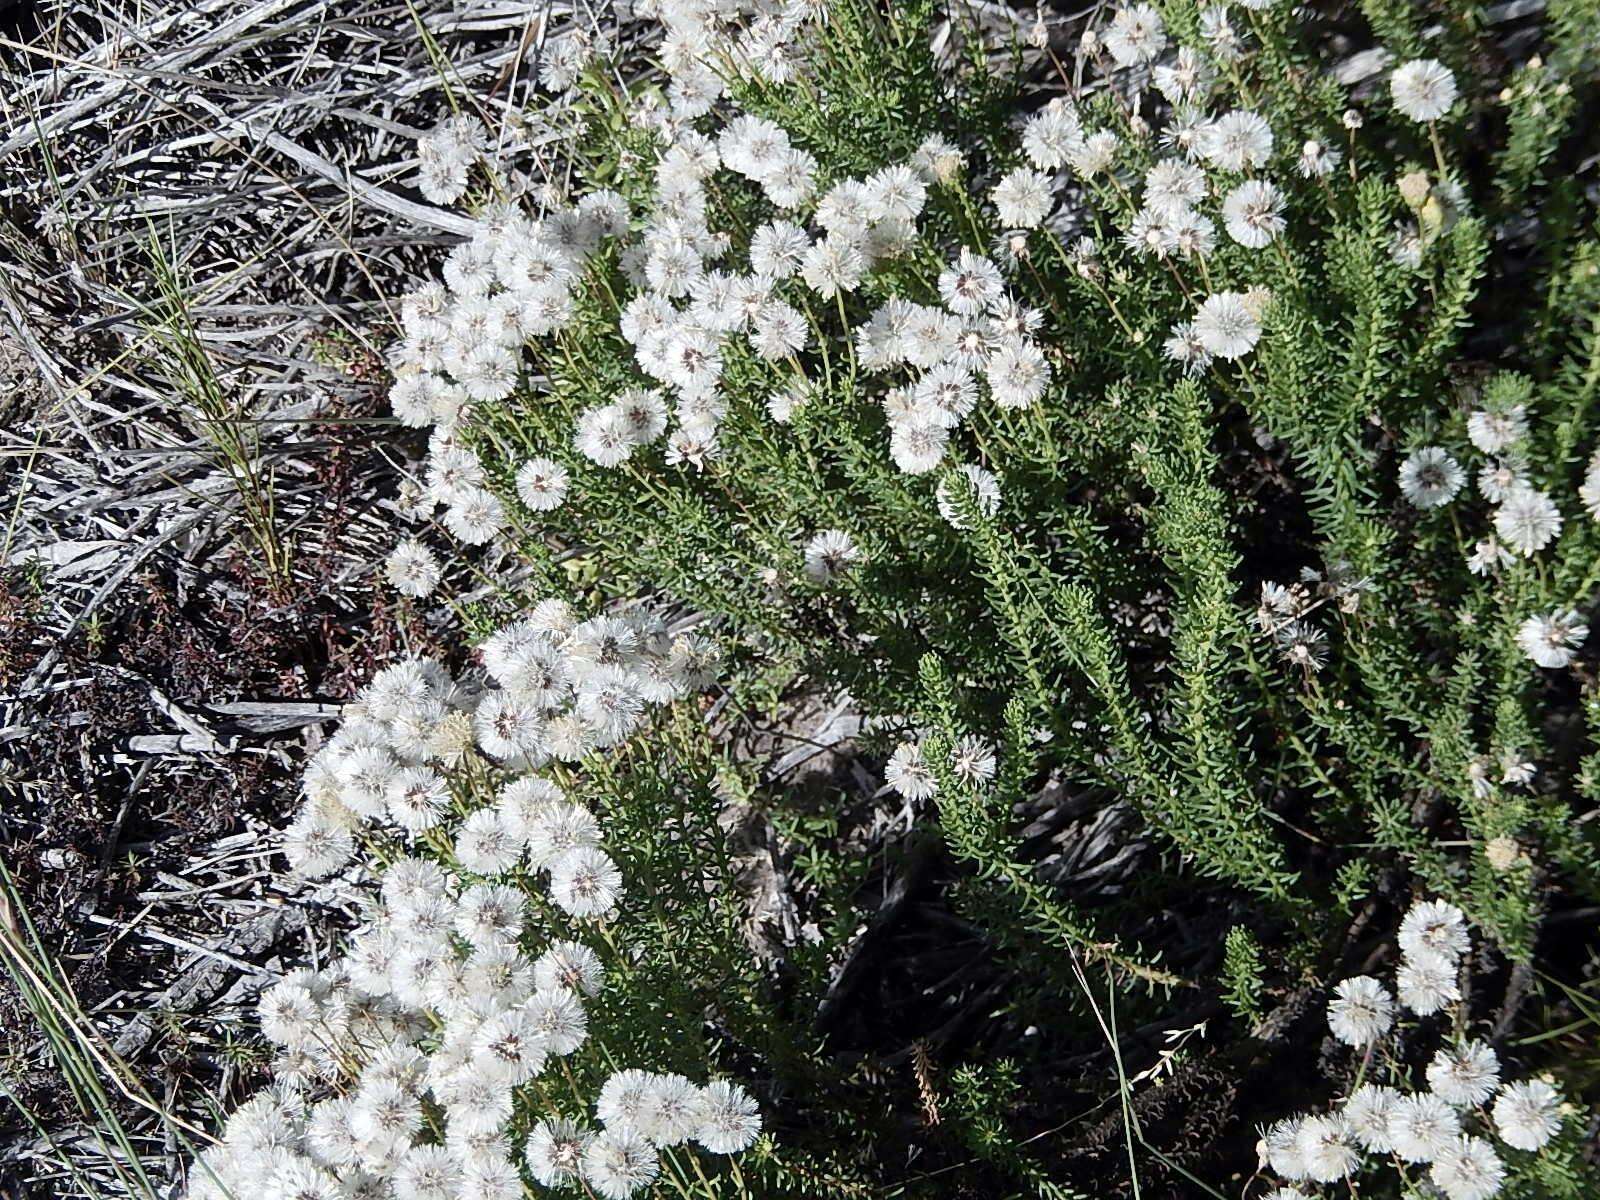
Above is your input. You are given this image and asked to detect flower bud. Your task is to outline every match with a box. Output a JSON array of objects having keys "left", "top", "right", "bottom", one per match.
[{"left": 1398, "top": 169, "right": 1432, "bottom": 209}]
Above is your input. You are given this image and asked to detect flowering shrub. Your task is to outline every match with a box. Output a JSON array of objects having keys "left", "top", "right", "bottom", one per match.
[
  {"left": 183, "top": 0, "right": 1600, "bottom": 1192},
  {"left": 384, "top": 0, "right": 1600, "bottom": 939}
]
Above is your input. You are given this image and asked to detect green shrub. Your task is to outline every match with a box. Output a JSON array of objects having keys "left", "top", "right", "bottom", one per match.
[{"left": 174, "top": 0, "right": 1600, "bottom": 1193}]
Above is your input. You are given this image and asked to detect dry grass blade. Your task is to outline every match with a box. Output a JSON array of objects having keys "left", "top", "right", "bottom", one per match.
[{"left": 0, "top": 864, "right": 220, "bottom": 1200}]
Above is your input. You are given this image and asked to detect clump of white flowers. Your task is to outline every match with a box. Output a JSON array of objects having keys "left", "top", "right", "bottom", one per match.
[
  {"left": 1389, "top": 393, "right": 1593, "bottom": 671},
  {"left": 187, "top": 601, "right": 761, "bottom": 1200},
  {"left": 1396, "top": 401, "right": 1559, "bottom": 549},
  {"left": 191, "top": 949, "right": 761, "bottom": 1200},
  {"left": 1250, "top": 564, "right": 1372, "bottom": 674},
  {"left": 366, "top": 0, "right": 1368, "bottom": 578},
  {"left": 1260, "top": 899, "right": 1570, "bottom": 1199},
  {"left": 414, "top": 114, "right": 488, "bottom": 205},
  {"left": 285, "top": 600, "right": 720, "bottom": 881},
  {"left": 389, "top": 117, "right": 1060, "bottom": 494},
  {"left": 383, "top": 0, "right": 1073, "bottom": 540},
  {"left": 882, "top": 728, "right": 999, "bottom": 801}
]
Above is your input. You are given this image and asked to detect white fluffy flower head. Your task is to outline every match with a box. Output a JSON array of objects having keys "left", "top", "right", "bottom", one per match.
[
  {"left": 1392, "top": 59, "right": 1459, "bottom": 122},
  {"left": 1327, "top": 975, "right": 1394, "bottom": 1046}
]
